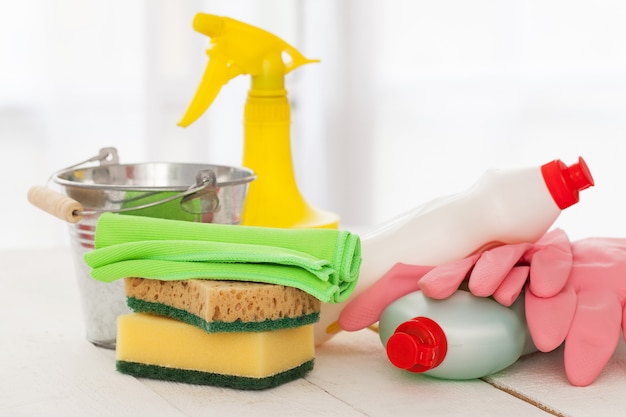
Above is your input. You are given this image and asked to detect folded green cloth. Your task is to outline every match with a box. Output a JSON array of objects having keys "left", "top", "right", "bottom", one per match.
[{"left": 84, "top": 213, "right": 362, "bottom": 303}]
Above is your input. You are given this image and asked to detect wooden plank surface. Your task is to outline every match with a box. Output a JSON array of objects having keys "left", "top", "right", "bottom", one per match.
[
  {"left": 2, "top": 247, "right": 623, "bottom": 416},
  {"left": 484, "top": 343, "right": 626, "bottom": 417}
]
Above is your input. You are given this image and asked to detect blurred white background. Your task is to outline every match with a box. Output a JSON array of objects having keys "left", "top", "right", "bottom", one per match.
[{"left": 3, "top": 0, "right": 626, "bottom": 250}]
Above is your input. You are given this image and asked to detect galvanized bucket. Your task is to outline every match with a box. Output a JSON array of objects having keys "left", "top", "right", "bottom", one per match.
[{"left": 29, "top": 147, "right": 255, "bottom": 348}]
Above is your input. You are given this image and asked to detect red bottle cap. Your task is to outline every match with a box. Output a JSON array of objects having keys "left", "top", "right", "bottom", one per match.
[
  {"left": 541, "top": 156, "right": 594, "bottom": 210},
  {"left": 385, "top": 317, "right": 447, "bottom": 373}
]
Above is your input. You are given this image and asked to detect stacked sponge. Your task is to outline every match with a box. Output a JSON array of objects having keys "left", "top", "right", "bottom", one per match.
[
  {"left": 117, "top": 278, "right": 320, "bottom": 390},
  {"left": 85, "top": 213, "right": 361, "bottom": 390}
]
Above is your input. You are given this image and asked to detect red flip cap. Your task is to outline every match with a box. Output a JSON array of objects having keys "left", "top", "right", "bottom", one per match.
[
  {"left": 541, "top": 157, "right": 594, "bottom": 210},
  {"left": 386, "top": 317, "right": 447, "bottom": 373}
]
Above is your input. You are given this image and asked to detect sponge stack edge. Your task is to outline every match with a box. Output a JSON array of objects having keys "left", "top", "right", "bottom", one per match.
[
  {"left": 116, "top": 278, "right": 320, "bottom": 390},
  {"left": 116, "top": 313, "right": 315, "bottom": 390}
]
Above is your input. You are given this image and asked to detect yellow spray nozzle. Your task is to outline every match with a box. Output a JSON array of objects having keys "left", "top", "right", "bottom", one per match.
[
  {"left": 193, "top": 13, "right": 319, "bottom": 77},
  {"left": 180, "top": 13, "right": 339, "bottom": 230},
  {"left": 178, "top": 14, "right": 319, "bottom": 127},
  {"left": 192, "top": 13, "right": 224, "bottom": 37}
]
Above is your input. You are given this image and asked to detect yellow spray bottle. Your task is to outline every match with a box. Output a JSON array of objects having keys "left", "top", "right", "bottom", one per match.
[{"left": 179, "top": 13, "right": 339, "bottom": 229}]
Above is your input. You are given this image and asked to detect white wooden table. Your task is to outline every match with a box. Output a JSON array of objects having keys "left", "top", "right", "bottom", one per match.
[{"left": 2, "top": 247, "right": 625, "bottom": 417}]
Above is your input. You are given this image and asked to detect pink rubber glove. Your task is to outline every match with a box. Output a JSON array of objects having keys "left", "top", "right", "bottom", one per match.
[
  {"left": 419, "top": 228, "right": 572, "bottom": 306},
  {"left": 525, "top": 237, "right": 626, "bottom": 386},
  {"left": 416, "top": 229, "right": 626, "bottom": 386},
  {"left": 338, "top": 229, "right": 571, "bottom": 331}
]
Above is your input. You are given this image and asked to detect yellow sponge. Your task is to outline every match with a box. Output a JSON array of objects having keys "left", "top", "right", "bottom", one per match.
[{"left": 116, "top": 313, "right": 315, "bottom": 390}]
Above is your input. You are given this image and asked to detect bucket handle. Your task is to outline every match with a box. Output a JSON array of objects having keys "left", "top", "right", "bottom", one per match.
[
  {"left": 29, "top": 168, "right": 220, "bottom": 224},
  {"left": 46, "top": 147, "right": 119, "bottom": 186}
]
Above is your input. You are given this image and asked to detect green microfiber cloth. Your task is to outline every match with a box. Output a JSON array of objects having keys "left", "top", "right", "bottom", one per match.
[
  {"left": 126, "top": 296, "right": 320, "bottom": 333},
  {"left": 84, "top": 213, "right": 361, "bottom": 303},
  {"left": 116, "top": 359, "right": 314, "bottom": 390}
]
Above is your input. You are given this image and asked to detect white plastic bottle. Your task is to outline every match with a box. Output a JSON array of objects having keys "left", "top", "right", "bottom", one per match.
[
  {"left": 378, "top": 290, "right": 537, "bottom": 379},
  {"left": 315, "top": 157, "right": 593, "bottom": 345}
]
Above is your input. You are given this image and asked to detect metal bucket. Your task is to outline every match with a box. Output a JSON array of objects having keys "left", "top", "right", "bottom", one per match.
[{"left": 34, "top": 147, "right": 255, "bottom": 348}]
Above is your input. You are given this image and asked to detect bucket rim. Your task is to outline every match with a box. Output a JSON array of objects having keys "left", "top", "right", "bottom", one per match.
[{"left": 51, "top": 161, "right": 256, "bottom": 191}]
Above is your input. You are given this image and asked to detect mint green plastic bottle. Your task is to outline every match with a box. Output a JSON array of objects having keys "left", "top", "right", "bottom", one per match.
[{"left": 378, "top": 290, "right": 537, "bottom": 380}]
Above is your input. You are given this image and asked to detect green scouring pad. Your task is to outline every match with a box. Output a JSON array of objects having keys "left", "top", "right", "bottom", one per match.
[
  {"left": 117, "top": 359, "right": 315, "bottom": 390},
  {"left": 126, "top": 296, "right": 319, "bottom": 333}
]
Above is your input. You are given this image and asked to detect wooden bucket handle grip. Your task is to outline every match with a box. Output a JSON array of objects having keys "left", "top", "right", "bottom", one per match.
[{"left": 27, "top": 186, "right": 83, "bottom": 224}]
